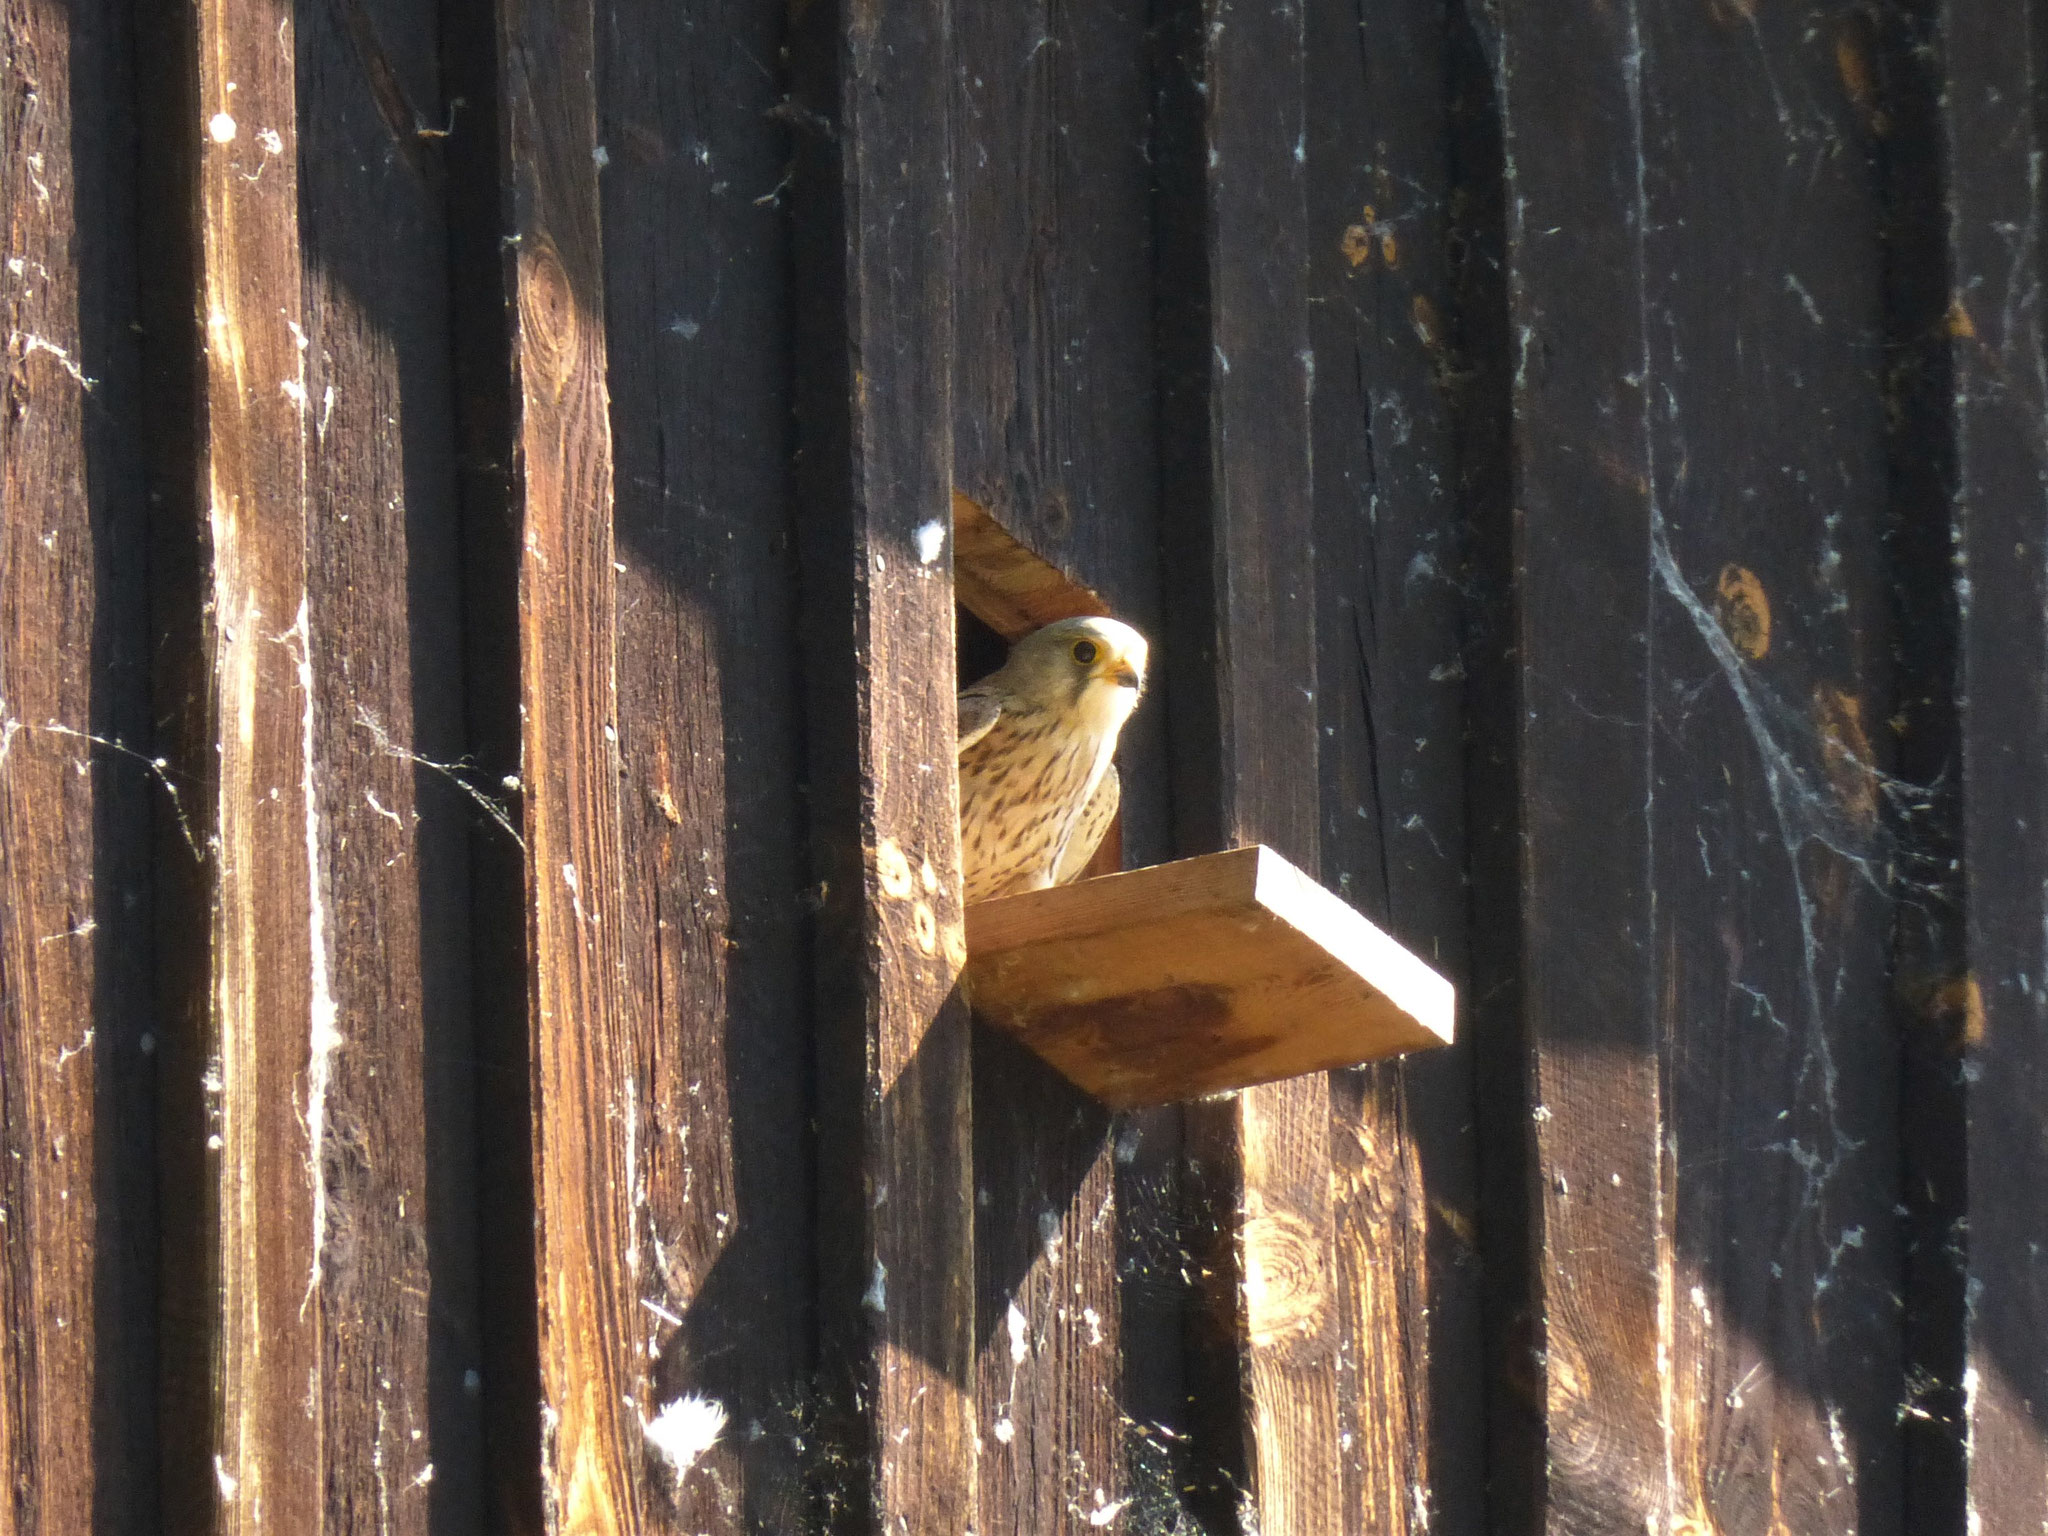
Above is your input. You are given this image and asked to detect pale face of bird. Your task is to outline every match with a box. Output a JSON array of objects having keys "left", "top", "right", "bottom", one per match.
[{"left": 993, "top": 616, "right": 1148, "bottom": 724}]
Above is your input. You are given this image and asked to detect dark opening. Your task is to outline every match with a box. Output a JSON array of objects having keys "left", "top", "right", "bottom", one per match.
[{"left": 955, "top": 603, "right": 1009, "bottom": 688}]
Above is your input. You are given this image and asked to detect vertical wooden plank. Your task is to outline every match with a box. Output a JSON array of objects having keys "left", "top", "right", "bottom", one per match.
[
  {"left": 489, "top": 0, "right": 656, "bottom": 1527},
  {"left": 0, "top": 0, "right": 154, "bottom": 1530},
  {"left": 295, "top": 0, "right": 485, "bottom": 1525},
  {"left": 1499, "top": 0, "right": 1905, "bottom": 1530},
  {"left": 789, "top": 0, "right": 977, "bottom": 1525},
  {"left": 1943, "top": 3, "right": 2048, "bottom": 1528},
  {"left": 1494, "top": 6, "right": 1662, "bottom": 1527},
  {"left": 1155, "top": 0, "right": 1337, "bottom": 1531},
  {"left": 596, "top": 0, "right": 813, "bottom": 1526},
  {"left": 145, "top": 0, "right": 486, "bottom": 1525},
  {"left": 1642, "top": 8, "right": 1903, "bottom": 1533},
  {"left": 951, "top": 0, "right": 1166, "bottom": 862},
  {"left": 968, "top": 1036, "right": 1118, "bottom": 1536},
  {"left": 1442, "top": 5, "right": 1541, "bottom": 1529},
  {"left": 1304, "top": 0, "right": 1486, "bottom": 1530},
  {"left": 951, "top": 1, "right": 1161, "bottom": 1528},
  {"left": 159, "top": 2, "right": 328, "bottom": 1526}
]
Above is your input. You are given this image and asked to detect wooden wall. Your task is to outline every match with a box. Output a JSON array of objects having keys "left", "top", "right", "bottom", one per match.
[{"left": 1, "top": 0, "right": 2042, "bottom": 1532}]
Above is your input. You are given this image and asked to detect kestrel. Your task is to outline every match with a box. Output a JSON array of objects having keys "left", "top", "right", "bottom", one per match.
[{"left": 957, "top": 616, "right": 1150, "bottom": 904}]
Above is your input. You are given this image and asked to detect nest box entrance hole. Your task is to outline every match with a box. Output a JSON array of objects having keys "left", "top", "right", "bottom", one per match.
[{"left": 950, "top": 491, "right": 1124, "bottom": 880}]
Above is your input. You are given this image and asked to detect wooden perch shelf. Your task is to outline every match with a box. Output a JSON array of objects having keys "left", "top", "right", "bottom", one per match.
[{"left": 963, "top": 845, "right": 1454, "bottom": 1108}]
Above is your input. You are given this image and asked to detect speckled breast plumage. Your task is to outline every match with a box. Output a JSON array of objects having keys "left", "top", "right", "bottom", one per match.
[{"left": 957, "top": 699, "right": 1113, "bottom": 904}]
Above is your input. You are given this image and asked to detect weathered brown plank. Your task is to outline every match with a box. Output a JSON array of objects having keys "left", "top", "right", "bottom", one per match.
[
  {"left": 966, "top": 847, "right": 1453, "bottom": 1109},
  {"left": 597, "top": 0, "right": 813, "bottom": 1522},
  {"left": 790, "top": 0, "right": 978, "bottom": 1527},
  {"left": 1942, "top": 2, "right": 2048, "bottom": 1527},
  {"left": 144, "top": 0, "right": 487, "bottom": 1525},
  {"left": 1154, "top": 0, "right": 1339, "bottom": 1529},
  {"left": 948, "top": 3, "right": 1174, "bottom": 1521},
  {"left": 149, "top": 2, "right": 333, "bottom": 1526},
  {"left": 295, "top": 0, "right": 486, "bottom": 1527},
  {"left": 1303, "top": 0, "right": 1488, "bottom": 1528},
  {"left": 490, "top": 0, "right": 656, "bottom": 1526},
  {"left": 951, "top": 0, "right": 1160, "bottom": 629},
  {"left": 0, "top": 0, "right": 154, "bottom": 1530},
  {"left": 1499, "top": 1, "right": 1906, "bottom": 1529}
]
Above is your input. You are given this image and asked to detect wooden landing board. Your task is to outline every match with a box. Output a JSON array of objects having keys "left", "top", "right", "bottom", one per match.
[{"left": 964, "top": 846, "right": 1452, "bottom": 1108}]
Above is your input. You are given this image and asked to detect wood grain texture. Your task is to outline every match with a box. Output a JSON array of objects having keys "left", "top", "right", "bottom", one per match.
[
  {"left": 146, "top": 0, "right": 486, "bottom": 1525},
  {"left": 1304, "top": 0, "right": 1487, "bottom": 1527},
  {"left": 1496, "top": 7, "right": 1662, "bottom": 1512},
  {"left": 493, "top": 0, "right": 649, "bottom": 1527},
  {"left": 295, "top": 0, "right": 484, "bottom": 1526},
  {"left": 1942, "top": 3, "right": 2048, "bottom": 1528},
  {"left": 1500, "top": 1, "right": 1906, "bottom": 1529},
  {"left": 951, "top": 0, "right": 1160, "bottom": 627},
  {"left": 966, "top": 847, "right": 1452, "bottom": 1108},
  {"left": 152, "top": 2, "right": 331, "bottom": 1526},
  {"left": 1636, "top": 6, "right": 1903, "bottom": 1531},
  {"left": 0, "top": 0, "right": 154, "bottom": 1530},
  {"left": 949, "top": 0, "right": 1172, "bottom": 1523},
  {"left": 790, "top": 0, "right": 978, "bottom": 1526},
  {"left": 951, "top": 493, "right": 1110, "bottom": 644},
  {"left": 597, "top": 0, "right": 813, "bottom": 1523},
  {"left": 1154, "top": 0, "right": 1338, "bottom": 1528}
]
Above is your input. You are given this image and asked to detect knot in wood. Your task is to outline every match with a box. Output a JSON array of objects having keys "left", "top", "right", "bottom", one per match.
[
  {"left": 1540, "top": 1326, "right": 1634, "bottom": 1488},
  {"left": 517, "top": 240, "right": 580, "bottom": 384},
  {"left": 1242, "top": 1211, "right": 1327, "bottom": 1351},
  {"left": 1712, "top": 564, "right": 1771, "bottom": 661},
  {"left": 874, "top": 838, "right": 915, "bottom": 899}
]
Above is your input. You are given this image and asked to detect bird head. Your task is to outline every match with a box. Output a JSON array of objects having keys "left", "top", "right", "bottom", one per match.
[{"left": 996, "top": 616, "right": 1149, "bottom": 729}]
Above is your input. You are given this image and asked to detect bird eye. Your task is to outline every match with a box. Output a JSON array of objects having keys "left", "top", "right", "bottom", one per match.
[{"left": 1071, "top": 639, "right": 1099, "bottom": 665}]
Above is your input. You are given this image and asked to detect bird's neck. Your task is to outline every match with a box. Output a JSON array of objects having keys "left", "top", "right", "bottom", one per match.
[{"left": 1072, "top": 679, "right": 1138, "bottom": 740}]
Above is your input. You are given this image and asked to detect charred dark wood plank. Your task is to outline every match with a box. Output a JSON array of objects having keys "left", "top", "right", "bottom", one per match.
[
  {"left": 951, "top": 0, "right": 1160, "bottom": 629},
  {"left": 791, "top": 0, "right": 978, "bottom": 1527},
  {"left": 1942, "top": 2, "right": 2048, "bottom": 1526},
  {"left": 1155, "top": 0, "right": 1338, "bottom": 1530},
  {"left": 1443, "top": 4, "right": 1538, "bottom": 1529},
  {"left": 951, "top": 0, "right": 1161, "bottom": 1522},
  {"left": 1304, "top": 0, "right": 1486, "bottom": 1527},
  {"left": 0, "top": 1, "right": 154, "bottom": 1530},
  {"left": 1499, "top": 1, "right": 1905, "bottom": 1529},
  {"left": 597, "top": 0, "right": 813, "bottom": 1524}
]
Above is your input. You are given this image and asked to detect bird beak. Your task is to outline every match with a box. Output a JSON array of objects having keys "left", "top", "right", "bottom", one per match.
[{"left": 1112, "top": 664, "right": 1142, "bottom": 691}]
